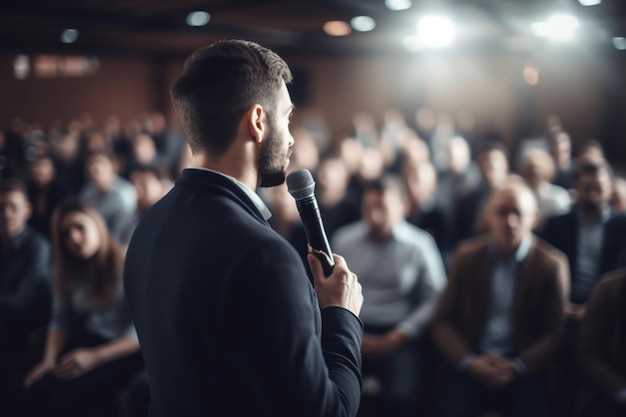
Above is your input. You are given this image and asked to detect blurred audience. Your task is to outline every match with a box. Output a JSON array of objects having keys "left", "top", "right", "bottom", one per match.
[
  {"left": 51, "top": 132, "right": 86, "bottom": 195},
  {"left": 434, "top": 136, "right": 480, "bottom": 263},
  {"left": 402, "top": 158, "right": 446, "bottom": 254},
  {"left": 1, "top": 105, "right": 625, "bottom": 417},
  {"left": 117, "top": 165, "right": 171, "bottom": 246},
  {"left": 519, "top": 148, "right": 571, "bottom": 231},
  {"left": 26, "top": 155, "right": 70, "bottom": 238},
  {"left": 455, "top": 141, "right": 510, "bottom": 244},
  {"left": 549, "top": 130, "right": 577, "bottom": 191},
  {"left": 315, "top": 156, "right": 361, "bottom": 240},
  {"left": 80, "top": 152, "right": 137, "bottom": 244}
]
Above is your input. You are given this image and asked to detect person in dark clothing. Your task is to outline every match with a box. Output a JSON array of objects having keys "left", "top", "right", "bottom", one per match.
[
  {"left": 124, "top": 40, "right": 364, "bottom": 417},
  {"left": 541, "top": 161, "right": 626, "bottom": 417},
  {"left": 26, "top": 155, "right": 70, "bottom": 239},
  {"left": 0, "top": 179, "right": 51, "bottom": 415}
]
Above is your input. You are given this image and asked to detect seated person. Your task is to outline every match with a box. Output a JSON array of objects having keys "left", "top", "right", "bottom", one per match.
[
  {"left": 577, "top": 268, "right": 626, "bottom": 417},
  {"left": 22, "top": 199, "right": 143, "bottom": 417},
  {"left": 333, "top": 176, "right": 446, "bottom": 416},
  {"left": 431, "top": 177, "right": 569, "bottom": 417},
  {"left": 80, "top": 152, "right": 136, "bottom": 243},
  {"left": 0, "top": 179, "right": 51, "bottom": 414}
]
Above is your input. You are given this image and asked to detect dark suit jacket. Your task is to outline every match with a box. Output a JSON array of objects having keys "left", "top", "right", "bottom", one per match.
[
  {"left": 0, "top": 226, "right": 51, "bottom": 332},
  {"left": 578, "top": 269, "right": 626, "bottom": 403},
  {"left": 431, "top": 235, "right": 569, "bottom": 376},
  {"left": 124, "top": 169, "right": 363, "bottom": 417},
  {"left": 540, "top": 206, "right": 626, "bottom": 304}
]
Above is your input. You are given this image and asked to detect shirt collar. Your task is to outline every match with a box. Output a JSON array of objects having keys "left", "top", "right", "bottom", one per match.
[
  {"left": 188, "top": 166, "right": 272, "bottom": 221},
  {"left": 576, "top": 204, "right": 611, "bottom": 224},
  {"left": 489, "top": 234, "right": 532, "bottom": 264}
]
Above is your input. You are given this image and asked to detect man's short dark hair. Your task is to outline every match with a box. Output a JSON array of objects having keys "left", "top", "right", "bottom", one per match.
[
  {"left": 171, "top": 39, "right": 292, "bottom": 156},
  {"left": 362, "top": 175, "right": 407, "bottom": 201},
  {"left": 0, "top": 178, "right": 28, "bottom": 196},
  {"left": 576, "top": 139, "right": 604, "bottom": 158},
  {"left": 477, "top": 141, "right": 508, "bottom": 158}
]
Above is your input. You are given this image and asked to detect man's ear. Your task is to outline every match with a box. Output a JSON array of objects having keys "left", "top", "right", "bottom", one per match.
[{"left": 246, "top": 104, "right": 266, "bottom": 144}]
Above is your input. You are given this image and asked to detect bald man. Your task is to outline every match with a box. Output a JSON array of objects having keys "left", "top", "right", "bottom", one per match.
[{"left": 431, "top": 178, "right": 569, "bottom": 417}]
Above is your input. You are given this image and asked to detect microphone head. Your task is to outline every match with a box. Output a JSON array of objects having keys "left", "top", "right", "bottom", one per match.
[{"left": 286, "top": 169, "right": 315, "bottom": 201}]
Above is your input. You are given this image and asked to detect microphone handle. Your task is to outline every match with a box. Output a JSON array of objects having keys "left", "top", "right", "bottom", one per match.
[{"left": 296, "top": 197, "right": 335, "bottom": 277}]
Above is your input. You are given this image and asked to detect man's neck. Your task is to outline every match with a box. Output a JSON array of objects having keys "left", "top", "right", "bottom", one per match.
[{"left": 192, "top": 149, "right": 257, "bottom": 191}]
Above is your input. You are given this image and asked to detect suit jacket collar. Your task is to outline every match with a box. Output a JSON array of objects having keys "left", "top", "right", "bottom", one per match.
[{"left": 176, "top": 168, "right": 271, "bottom": 227}]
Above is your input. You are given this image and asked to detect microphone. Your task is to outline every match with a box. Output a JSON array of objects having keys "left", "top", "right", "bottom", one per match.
[{"left": 286, "top": 169, "right": 335, "bottom": 277}]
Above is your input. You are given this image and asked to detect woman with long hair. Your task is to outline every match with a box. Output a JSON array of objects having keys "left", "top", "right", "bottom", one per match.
[{"left": 23, "top": 198, "right": 143, "bottom": 416}]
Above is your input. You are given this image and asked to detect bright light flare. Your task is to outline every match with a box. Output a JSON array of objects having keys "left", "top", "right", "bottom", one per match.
[
  {"left": 324, "top": 21, "right": 352, "bottom": 36},
  {"left": 385, "top": 0, "right": 412, "bottom": 11},
  {"left": 351, "top": 16, "right": 376, "bottom": 32},
  {"left": 186, "top": 11, "right": 210, "bottom": 27},
  {"left": 613, "top": 37, "right": 626, "bottom": 50},
  {"left": 61, "top": 29, "right": 79, "bottom": 44},
  {"left": 417, "top": 16, "right": 455, "bottom": 48},
  {"left": 578, "top": 0, "right": 601, "bottom": 6},
  {"left": 530, "top": 14, "right": 579, "bottom": 41}
]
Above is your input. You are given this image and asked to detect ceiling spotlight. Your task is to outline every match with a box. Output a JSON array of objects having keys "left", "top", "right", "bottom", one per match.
[
  {"left": 578, "top": 0, "right": 601, "bottom": 5},
  {"left": 530, "top": 14, "right": 579, "bottom": 41},
  {"left": 323, "top": 21, "right": 352, "bottom": 36},
  {"left": 385, "top": 0, "right": 412, "bottom": 11},
  {"left": 417, "top": 16, "right": 455, "bottom": 48},
  {"left": 186, "top": 11, "right": 210, "bottom": 27},
  {"left": 351, "top": 16, "right": 376, "bottom": 32},
  {"left": 61, "top": 29, "right": 79, "bottom": 44},
  {"left": 613, "top": 37, "right": 626, "bottom": 50}
]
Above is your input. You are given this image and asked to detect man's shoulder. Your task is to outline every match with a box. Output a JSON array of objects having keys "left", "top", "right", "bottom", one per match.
[
  {"left": 597, "top": 268, "right": 626, "bottom": 292},
  {"left": 529, "top": 236, "right": 568, "bottom": 268},
  {"left": 543, "top": 207, "right": 576, "bottom": 228},
  {"left": 18, "top": 226, "right": 50, "bottom": 252},
  {"left": 454, "top": 235, "right": 490, "bottom": 258},
  {"left": 331, "top": 221, "right": 367, "bottom": 245}
]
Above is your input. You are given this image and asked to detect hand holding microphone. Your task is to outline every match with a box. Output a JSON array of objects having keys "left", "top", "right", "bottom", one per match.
[{"left": 287, "top": 169, "right": 363, "bottom": 316}]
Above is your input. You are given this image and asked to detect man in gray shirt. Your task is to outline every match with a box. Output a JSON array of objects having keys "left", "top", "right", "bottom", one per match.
[{"left": 332, "top": 175, "right": 446, "bottom": 417}]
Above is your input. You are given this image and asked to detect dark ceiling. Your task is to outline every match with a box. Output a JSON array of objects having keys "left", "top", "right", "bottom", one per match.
[{"left": 1, "top": 0, "right": 625, "bottom": 58}]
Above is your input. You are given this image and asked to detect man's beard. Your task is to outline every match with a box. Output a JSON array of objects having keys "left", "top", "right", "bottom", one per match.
[
  {"left": 580, "top": 200, "right": 602, "bottom": 216},
  {"left": 257, "top": 118, "right": 287, "bottom": 188}
]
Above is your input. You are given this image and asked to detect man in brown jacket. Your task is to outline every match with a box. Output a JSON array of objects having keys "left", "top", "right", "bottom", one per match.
[{"left": 432, "top": 177, "right": 569, "bottom": 417}]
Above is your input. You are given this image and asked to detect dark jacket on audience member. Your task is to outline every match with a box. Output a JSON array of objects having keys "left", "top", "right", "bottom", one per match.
[
  {"left": 0, "top": 226, "right": 51, "bottom": 345},
  {"left": 577, "top": 269, "right": 626, "bottom": 410},
  {"left": 540, "top": 208, "right": 626, "bottom": 303},
  {"left": 124, "top": 169, "right": 363, "bottom": 417},
  {"left": 432, "top": 235, "right": 569, "bottom": 376}
]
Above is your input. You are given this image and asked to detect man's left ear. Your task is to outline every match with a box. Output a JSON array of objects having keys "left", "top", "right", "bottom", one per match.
[{"left": 246, "top": 104, "right": 266, "bottom": 144}]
